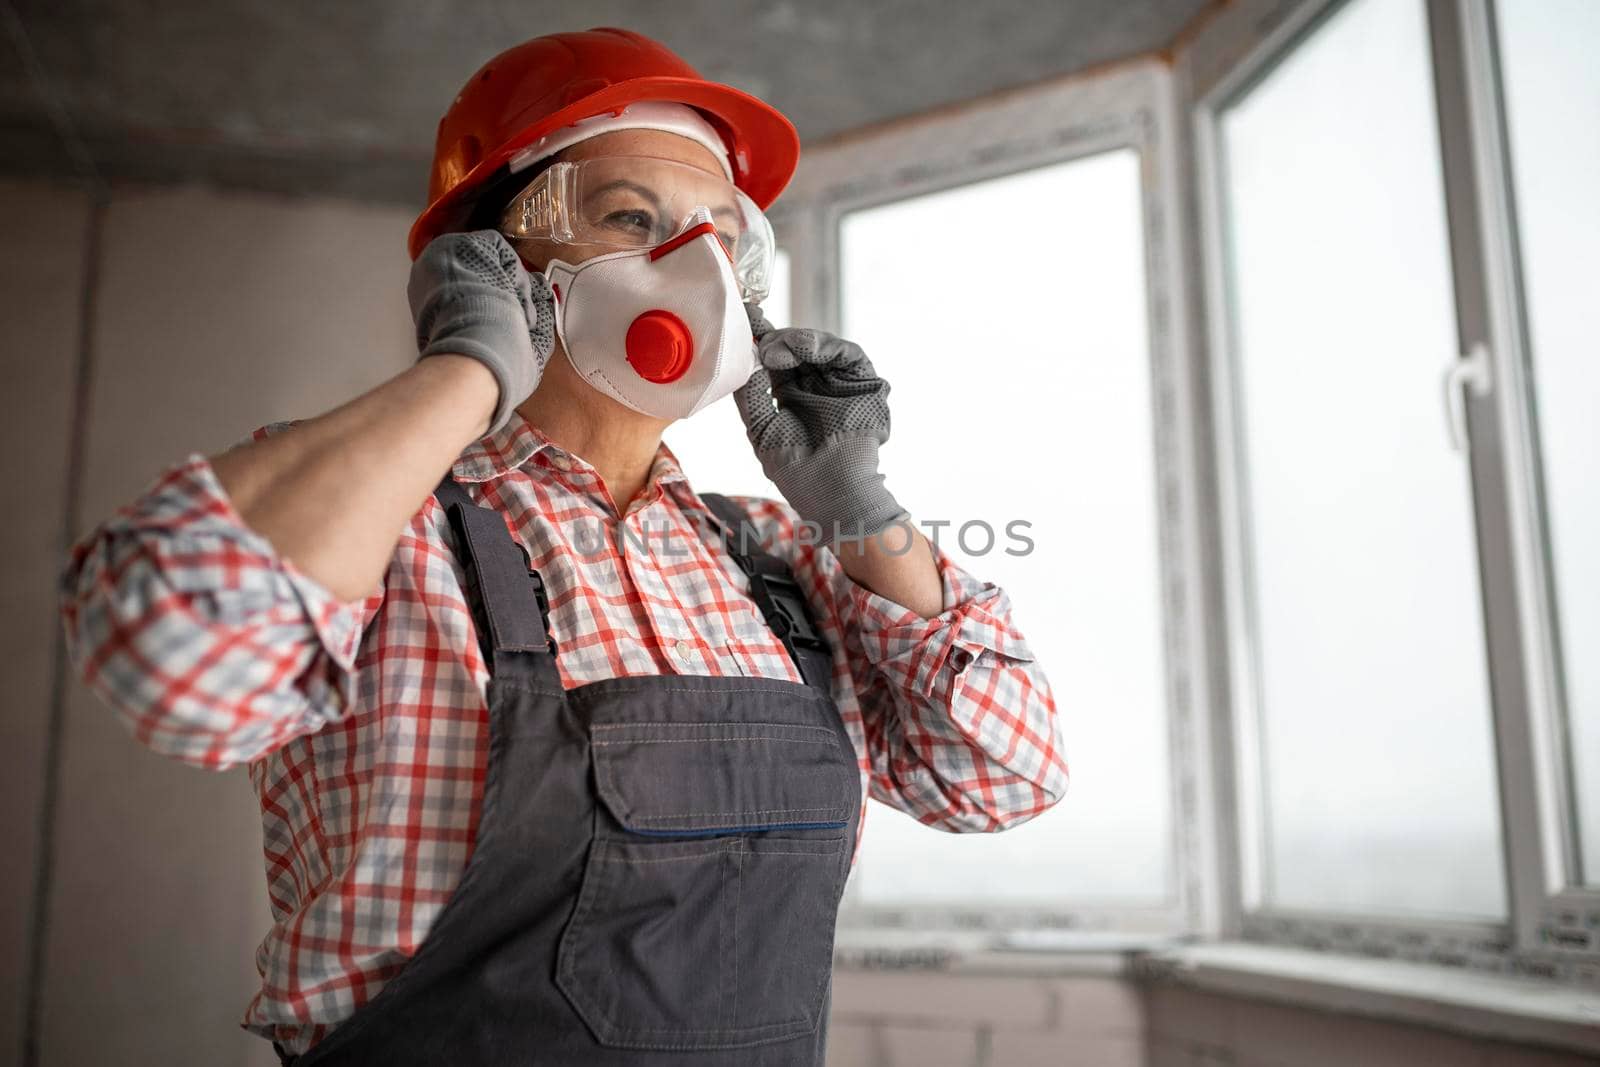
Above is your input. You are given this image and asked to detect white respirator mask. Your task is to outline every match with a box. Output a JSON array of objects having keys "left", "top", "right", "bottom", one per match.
[{"left": 541, "top": 207, "right": 758, "bottom": 420}]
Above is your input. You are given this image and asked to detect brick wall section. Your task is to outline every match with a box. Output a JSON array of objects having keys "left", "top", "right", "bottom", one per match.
[
  {"left": 1144, "top": 986, "right": 1600, "bottom": 1067},
  {"left": 825, "top": 971, "right": 1146, "bottom": 1067},
  {"left": 822, "top": 972, "right": 1598, "bottom": 1067}
]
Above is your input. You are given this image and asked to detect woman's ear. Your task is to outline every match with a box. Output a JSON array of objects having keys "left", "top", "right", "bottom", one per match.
[{"left": 506, "top": 238, "right": 556, "bottom": 276}]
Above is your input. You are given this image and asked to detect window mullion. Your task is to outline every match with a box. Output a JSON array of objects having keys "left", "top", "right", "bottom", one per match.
[{"left": 1451, "top": 0, "right": 1600, "bottom": 964}]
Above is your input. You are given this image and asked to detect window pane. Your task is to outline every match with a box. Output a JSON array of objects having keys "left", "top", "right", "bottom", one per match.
[
  {"left": 841, "top": 149, "right": 1171, "bottom": 906},
  {"left": 665, "top": 249, "right": 789, "bottom": 497},
  {"left": 1219, "top": 0, "right": 1505, "bottom": 919},
  {"left": 1496, "top": 0, "right": 1600, "bottom": 886}
]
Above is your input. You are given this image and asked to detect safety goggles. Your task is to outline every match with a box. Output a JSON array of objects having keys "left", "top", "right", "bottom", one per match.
[{"left": 497, "top": 155, "right": 777, "bottom": 302}]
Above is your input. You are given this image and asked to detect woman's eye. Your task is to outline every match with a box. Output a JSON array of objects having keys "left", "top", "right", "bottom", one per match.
[
  {"left": 600, "top": 209, "right": 656, "bottom": 237},
  {"left": 717, "top": 232, "right": 739, "bottom": 253}
]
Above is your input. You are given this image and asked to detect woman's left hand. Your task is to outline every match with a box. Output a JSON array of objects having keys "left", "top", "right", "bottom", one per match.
[{"left": 734, "top": 305, "right": 909, "bottom": 546}]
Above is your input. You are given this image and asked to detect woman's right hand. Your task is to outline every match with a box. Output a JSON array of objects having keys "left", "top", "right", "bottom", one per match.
[{"left": 407, "top": 229, "right": 557, "bottom": 437}]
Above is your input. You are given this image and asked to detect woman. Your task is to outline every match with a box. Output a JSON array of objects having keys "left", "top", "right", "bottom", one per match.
[{"left": 58, "top": 27, "right": 1068, "bottom": 1065}]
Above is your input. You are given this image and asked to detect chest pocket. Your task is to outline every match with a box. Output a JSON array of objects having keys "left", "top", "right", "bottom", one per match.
[{"left": 555, "top": 698, "right": 860, "bottom": 1051}]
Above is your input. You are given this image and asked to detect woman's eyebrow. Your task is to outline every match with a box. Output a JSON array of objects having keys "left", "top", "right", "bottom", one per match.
[
  {"left": 589, "top": 178, "right": 740, "bottom": 230},
  {"left": 588, "top": 179, "right": 666, "bottom": 212}
]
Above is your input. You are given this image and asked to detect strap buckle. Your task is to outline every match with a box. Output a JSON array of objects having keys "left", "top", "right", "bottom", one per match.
[
  {"left": 750, "top": 572, "right": 829, "bottom": 653},
  {"left": 518, "top": 545, "right": 559, "bottom": 656},
  {"left": 697, "top": 491, "right": 832, "bottom": 689}
]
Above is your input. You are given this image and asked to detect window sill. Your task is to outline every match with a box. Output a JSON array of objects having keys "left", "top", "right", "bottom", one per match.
[
  {"left": 1137, "top": 941, "right": 1600, "bottom": 1058},
  {"left": 832, "top": 928, "right": 1181, "bottom": 977}
]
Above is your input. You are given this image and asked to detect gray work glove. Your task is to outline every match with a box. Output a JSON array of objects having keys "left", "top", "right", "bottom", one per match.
[
  {"left": 407, "top": 229, "right": 556, "bottom": 438},
  {"left": 734, "top": 305, "right": 910, "bottom": 547}
]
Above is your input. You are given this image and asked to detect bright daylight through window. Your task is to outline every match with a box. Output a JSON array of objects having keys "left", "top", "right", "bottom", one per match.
[
  {"left": 1217, "top": 0, "right": 1505, "bottom": 920},
  {"left": 840, "top": 149, "right": 1171, "bottom": 907},
  {"left": 1495, "top": 0, "right": 1600, "bottom": 889}
]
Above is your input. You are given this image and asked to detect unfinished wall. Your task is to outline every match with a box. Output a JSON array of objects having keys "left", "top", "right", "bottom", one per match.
[
  {"left": 2, "top": 177, "right": 412, "bottom": 1067},
  {"left": 1, "top": 181, "right": 93, "bottom": 1067},
  {"left": 818, "top": 968, "right": 1596, "bottom": 1067},
  {"left": 825, "top": 970, "right": 1147, "bottom": 1066},
  {"left": 1143, "top": 984, "right": 1599, "bottom": 1067}
]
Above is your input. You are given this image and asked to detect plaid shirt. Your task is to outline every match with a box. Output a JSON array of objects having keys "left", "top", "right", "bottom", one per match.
[{"left": 58, "top": 412, "right": 1067, "bottom": 1054}]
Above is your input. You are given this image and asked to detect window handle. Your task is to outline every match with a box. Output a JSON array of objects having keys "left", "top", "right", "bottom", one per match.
[{"left": 1442, "top": 342, "right": 1492, "bottom": 452}]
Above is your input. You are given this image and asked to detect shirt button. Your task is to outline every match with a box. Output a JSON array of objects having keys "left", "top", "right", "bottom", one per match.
[{"left": 675, "top": 640, "right": 694, "bottom": 662}]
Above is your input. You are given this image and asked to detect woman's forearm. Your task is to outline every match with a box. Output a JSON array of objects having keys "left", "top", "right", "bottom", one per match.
[
  {"left": 209, "top": 355, "right": 499, "bottom": 602},
  {"left": 834, "top": 520, "right": 945, "bottom": 618}
]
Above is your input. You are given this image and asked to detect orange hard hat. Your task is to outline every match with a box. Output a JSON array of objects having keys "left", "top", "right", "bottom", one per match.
[{"left": 408, "top": 27, "right": 800, "bottom": 260}]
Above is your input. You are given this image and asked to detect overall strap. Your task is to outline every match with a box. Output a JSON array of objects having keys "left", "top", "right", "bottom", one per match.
[
  {"left": 434, "top": 472, "right": 556, "bottom": 674},
  {"left": 699, "top": 492, "right": 834, "bottom": 695}
]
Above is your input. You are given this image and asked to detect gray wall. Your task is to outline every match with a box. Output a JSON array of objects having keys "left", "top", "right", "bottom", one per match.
[
  {"left": 1143, "top": 985, "right": 1600, "bottom": 1067},
  {"left": 3, "top": 177, "right": 412, "bottom": 1066},
  {"left": 828, "top": 967, "right": 1597, "bottom": 1067},
  {"left": 4, "top": 182, "right": 91, "bottom": 1067}
]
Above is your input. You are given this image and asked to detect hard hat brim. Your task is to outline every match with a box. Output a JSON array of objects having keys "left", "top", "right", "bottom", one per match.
[{"left": 408, "top": 76, "right": 799, "bottom": 260}]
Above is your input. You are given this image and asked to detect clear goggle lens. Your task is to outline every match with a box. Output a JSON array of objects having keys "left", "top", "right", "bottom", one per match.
[{"left": 498, "top": 155, "right": 776, "bottom": 303}]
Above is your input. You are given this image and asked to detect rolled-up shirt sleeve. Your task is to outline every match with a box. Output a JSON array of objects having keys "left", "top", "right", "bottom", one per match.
[
  {"left": 727, "top": 496, "right": 1069, "bottom": 834},
  {"left": 835, "top": 532, "right": 1069, "bottom": 832},
  {"left": 57, "top": 421, "right": 383, "bottom": 770}
]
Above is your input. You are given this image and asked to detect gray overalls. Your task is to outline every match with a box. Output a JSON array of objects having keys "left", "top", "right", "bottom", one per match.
[{"left": 277, "top": 470, "right": 861, "bottom": 1065}]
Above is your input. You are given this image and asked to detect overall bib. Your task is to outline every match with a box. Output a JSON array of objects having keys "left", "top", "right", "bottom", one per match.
[{"left": 278, "top": 471, "right": 861, "bottom": 1066}]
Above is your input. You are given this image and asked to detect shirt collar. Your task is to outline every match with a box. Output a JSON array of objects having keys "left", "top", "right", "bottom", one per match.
[
  {"left": 451, "top": 410, "right": 699, "bottom": 507},
  {"left": 449, "top": 410, "right": 555, "bottom": 483}
]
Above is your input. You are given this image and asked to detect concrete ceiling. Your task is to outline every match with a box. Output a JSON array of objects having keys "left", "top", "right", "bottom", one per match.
[{"left": 1, "top": 0, "right": 1212, "bottom": 208}]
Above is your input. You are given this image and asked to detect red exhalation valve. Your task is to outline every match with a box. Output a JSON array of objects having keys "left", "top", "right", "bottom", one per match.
[{"left": 625, "top": 310, "right": 694, "bottom": 383}]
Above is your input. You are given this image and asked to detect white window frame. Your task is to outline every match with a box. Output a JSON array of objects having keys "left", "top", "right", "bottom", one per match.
[
  {"left": 1187, "top": 0, "right": 1600, "bottom": 981},
  {"left": 772, "top": 57, "right": 1219, "bottom": 942},
  {"left": 1456, "top": 0, "right": 1600, "bottom": 957}
]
